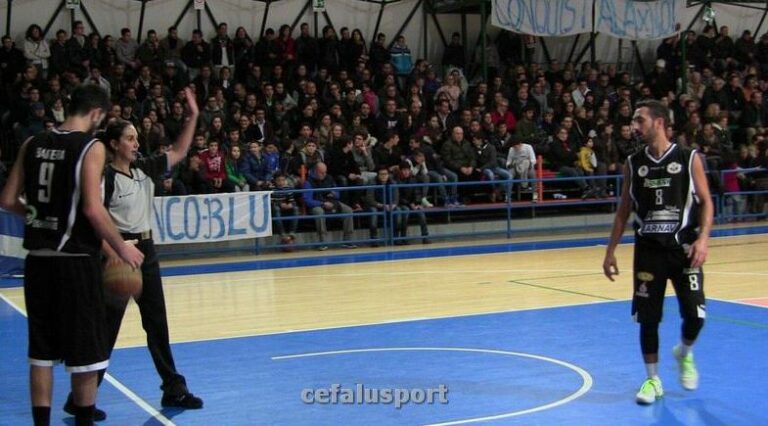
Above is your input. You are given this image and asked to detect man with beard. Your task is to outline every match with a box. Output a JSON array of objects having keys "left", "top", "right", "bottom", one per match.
[
  {"left": 603, "top": 100, "right": 713, "bottom": 406},
  {"left": 0, "top": 85, "right": 145, "bottom": 425}
]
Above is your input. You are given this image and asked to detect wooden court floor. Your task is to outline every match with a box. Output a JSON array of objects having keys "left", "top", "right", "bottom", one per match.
[{"left": 2, "top": 232, "right": 765, "bottom": 349}]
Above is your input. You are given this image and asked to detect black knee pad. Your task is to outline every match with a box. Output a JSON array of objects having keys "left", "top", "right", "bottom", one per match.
[
  {"left": 639, "top": 322, "right": 659, "bottom": 355},
  {"left": 682, "top": 317, "right": 705, "bottom": 342}
]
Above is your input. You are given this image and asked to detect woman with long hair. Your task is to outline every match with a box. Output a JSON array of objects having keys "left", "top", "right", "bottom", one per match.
[
  {"left": 23, "top": 24, "right": 50, "bottom": 78},
  {"left": 86, "top": 88, "right": 203, "bottom": 416}
]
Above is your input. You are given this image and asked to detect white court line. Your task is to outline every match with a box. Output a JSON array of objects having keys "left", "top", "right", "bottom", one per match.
[
  {"left": 0, "top": 293, "right": 176, "bottom": 426},
  {"left": 710, "top": 297, "right": 768, "bottom": 309},
  {"left": 123, "top": 298, "right": 624, "bottom": 348},
  {"left": 272, "top": 347, "right": 593, "bottom": 426}
]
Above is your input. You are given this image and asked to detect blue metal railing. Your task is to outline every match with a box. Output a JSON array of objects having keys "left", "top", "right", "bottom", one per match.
[{"left": 157, "top": 170, "right": 768, "bottom": 258}]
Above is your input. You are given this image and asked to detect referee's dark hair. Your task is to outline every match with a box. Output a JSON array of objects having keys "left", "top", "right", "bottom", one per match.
[
  {"left": 96, "top": 119, "right": 134, "bottom": 152},
  {"left": 68, "top": 85, "right": 111, "bottom": 117},
  {"left": 636, "top": 99, "right": 670, "bottom": 128}
]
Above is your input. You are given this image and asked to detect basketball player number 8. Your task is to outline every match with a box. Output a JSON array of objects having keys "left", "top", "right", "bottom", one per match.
[
  {"left": 688, "top": 274, "right": 700, "bottom": 291},
  {"left": 38, "top": 162, "right": 54, "bottom": 203},
  {"left": 655, "top": 189, "right": 663, "bottom": 205}
]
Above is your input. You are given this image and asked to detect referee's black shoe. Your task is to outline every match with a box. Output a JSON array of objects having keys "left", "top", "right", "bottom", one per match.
[
  {"left": 64, "top": 394, "right": 107, "bottom": 421},
  {"left": 161, "top": 377, "right": 203, "bottom": 409},
  {"left": 161, "top": 391, "right": 204, "bottom": 409}
]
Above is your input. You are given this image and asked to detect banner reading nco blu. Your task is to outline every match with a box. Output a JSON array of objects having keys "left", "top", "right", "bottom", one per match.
[{"left": 151, "top": 192, "right": 272, "bottom": 245}]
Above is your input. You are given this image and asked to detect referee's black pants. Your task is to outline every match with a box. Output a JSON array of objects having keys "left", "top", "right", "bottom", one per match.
[{"left": 100, "top": 238, "right": 185, "bottom": 391}]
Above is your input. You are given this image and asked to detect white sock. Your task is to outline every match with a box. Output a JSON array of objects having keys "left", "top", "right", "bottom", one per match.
[
  {"left": 645, "top": 363, "right": 659, "bottom": 380},
  {"left": 679, "top": 343, "right": 693, "bottom": 357}
]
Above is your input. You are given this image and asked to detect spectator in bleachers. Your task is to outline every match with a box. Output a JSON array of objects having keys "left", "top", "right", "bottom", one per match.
[
  {"left": 48, "top": 29, "right": 68, "bottom": 77},
  {"left": 441, "top": 126, "right": 477, "bottom": 203},
  {"left": 198, "top": 139, "right": 233, "bottom": 193},
  {"left": 23, "top": 24, "right": 50, "bottom": 78},
  {"left": 615, "top": 123, "right": 640, "bottom": 163},
  {"left": 373, "top": 131, "right": 403, "bottom": 173},
  {"left": 506, "top": 137, "right": 537, "bottom": 198},
  {"left": 270, "top": 172, "right": 299, "bottom": 249},
  {"left": 549, "top": 125, "right": 588, "bottom": 195},
  {"left": 211, "top": 23, "right": 234, "bottom": 76},
  {"left": 472, "top": 132, "right": 510, "bottom": 202},
  {"left": 396, "top": 161, "right": 430, "bottom": 243},
  {"left": 1, "top": 35, "right": 25, "bottom": 89},
  {"left": 182, "top": 29, "right": 211, "bottom": 80},
  {"left": 365, "top": 166, "right": 402, "bottom": 245},
  {"left": 240, "top": 141, "right": 266, "bottom": 190},
  {"left": 116, "top": 27, "right": 139, "bottom": 71},
  {"left": 160, "top": 26, "right": 185, "bottom": 72},
  {"left": 225, "top": 144, "right": 249, "bottom": 192},
  {"left": 740, "top": 91, "right": 767, "bottom": 143},
  {"left": 303, "top": 162, "right": 356, "bottom": 250}
]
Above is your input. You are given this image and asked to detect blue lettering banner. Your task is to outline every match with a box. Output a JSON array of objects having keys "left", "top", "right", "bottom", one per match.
[
  {"left": 595, "top": 0, "right": 683, "bottom": 40},
  {"left": 151, "top": 192, "right": 272, "bottom": 245},
  {"left": 491, "top": 0, "right": 593, "bottom": 37}
]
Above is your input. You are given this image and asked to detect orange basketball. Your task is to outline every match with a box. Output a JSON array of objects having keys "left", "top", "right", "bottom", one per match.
[{"left": 103, "top": 261, "right": 143, "bottom": 297}]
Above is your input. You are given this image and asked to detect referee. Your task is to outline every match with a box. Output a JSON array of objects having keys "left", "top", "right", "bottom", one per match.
[
  {"left": 603, "top": 100, "right": 713, "bottom": 405},
  {"left": 65, "top": 87, "right": 202, "bottom": 420}
]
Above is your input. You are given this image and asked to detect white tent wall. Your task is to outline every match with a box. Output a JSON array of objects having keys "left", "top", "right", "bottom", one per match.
[{"left": 1, "top": 1, "right": 767, "bottom": 74}]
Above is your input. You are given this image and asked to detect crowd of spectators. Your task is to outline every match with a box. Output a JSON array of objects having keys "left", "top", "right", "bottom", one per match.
[{"left": 1, "top": 20, "right": 767, "bottom": 248}]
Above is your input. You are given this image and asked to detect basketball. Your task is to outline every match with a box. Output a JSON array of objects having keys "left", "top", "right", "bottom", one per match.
[{"left": 103, "top": 261, "right": 143, "bottom": 297}]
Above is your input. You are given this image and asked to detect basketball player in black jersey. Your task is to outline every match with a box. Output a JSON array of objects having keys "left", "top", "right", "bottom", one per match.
[
  {"left": 0, "top": 85, "right": 144, "bottom": 425},
  {"left": 603, "top": 100, "right": 713, "bottom": 405}
]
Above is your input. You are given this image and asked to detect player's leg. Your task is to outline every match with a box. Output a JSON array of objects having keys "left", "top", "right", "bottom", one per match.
[
  {"left": 134, "top": 242, "right": 202, "bottom": 409},
  {"left": 61, "top": 256, "right": 110, "bottom": 424},
  {"left": 24, "top": 256, "right": 58, "bottom": 425},
  {"left": 70, "top": 371, "right": 98, "bottom": 424},
  {"left": 670, "top": 248, "right": 706, "bottom": 390},
  {"left": 632, "top": 244, "right": 668, "bottom": 404}
]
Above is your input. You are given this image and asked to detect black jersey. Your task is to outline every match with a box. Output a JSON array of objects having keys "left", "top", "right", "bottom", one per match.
[
  {"left": 22, "top": 129, "right": 102, "bottom": 254},
  {"left": 628, "top": 143, "right": 700, "bottom": 249}
]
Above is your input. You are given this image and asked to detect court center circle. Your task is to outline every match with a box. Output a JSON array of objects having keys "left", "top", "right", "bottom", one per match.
[{"left": 272, "top": 346, "right": 594, "bottom": 425}]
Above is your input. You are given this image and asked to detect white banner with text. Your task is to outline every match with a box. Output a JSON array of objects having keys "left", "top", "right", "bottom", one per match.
[{"left": 151, "top": 192, "right": 272, "bottom": 245}]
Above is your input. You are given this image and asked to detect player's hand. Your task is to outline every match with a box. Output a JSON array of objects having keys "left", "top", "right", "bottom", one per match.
[
  {"left": 183, "top": 87, "right": 199, "bottom": 117},
  {"left": 118, "top": 242, "right": 144, "bottom": 270},
  {"left": 603, "top": 253, "right": 619, "bottom": 281},
  {"left": 688, "top": 238, "right": 708, "bottom": 268}
]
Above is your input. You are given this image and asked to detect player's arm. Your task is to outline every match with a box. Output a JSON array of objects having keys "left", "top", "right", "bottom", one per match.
[
  {"left": 166, "top": 87, "right": 200, "bottom": 168},
  {"left": 81, "top": 141, "right": 144, "bottom": 269},
  {"left": 0, "top": 139, "right": 31, "bottom": 216},
  {"left": 689, "top": 152, "right": 713, "bottom": 268},
  {"left": 603, "top": 164, "right": 632, "bottom": 281}
]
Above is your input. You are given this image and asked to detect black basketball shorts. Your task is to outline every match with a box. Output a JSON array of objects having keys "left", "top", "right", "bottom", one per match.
[
  {"left": 631, "top": 241, "right": 706, "bottom": 324},
  {"left": 24, "top": 254, "right": 109, "bottom": 372}
]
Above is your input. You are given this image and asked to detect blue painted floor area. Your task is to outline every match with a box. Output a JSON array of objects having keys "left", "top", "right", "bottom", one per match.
[{"left": 2, "top": 298, "right": 767, "bottom": 425}]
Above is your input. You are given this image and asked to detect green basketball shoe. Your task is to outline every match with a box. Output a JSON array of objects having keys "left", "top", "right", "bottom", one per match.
[
  {"left": 635, "top": 378, "right": 664, "bottom": 405},
  {"left": 673, "top": 345, "right": 699, "bottom": 390}
]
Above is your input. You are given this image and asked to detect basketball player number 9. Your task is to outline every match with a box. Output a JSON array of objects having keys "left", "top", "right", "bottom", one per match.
[{"left": 38, "top": 162, "right": 54, "bottom": 203}]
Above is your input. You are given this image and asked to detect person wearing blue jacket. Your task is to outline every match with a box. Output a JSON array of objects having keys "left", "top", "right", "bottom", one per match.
[
  {"left": 302, "top": 162, "right": 357, "bottom": 250},
  {"left": 239, "top": 141, "right": 267, "bottom": 189}
]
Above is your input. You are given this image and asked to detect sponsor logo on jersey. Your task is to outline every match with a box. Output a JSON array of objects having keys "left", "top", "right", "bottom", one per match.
[
  {"left": 638, "top": 165, "right": 649, "bottom": 177},
  {"left": 25, "top": 205, "right": 37, "bottom": 225},
  {"left": 643, "top": 178, "right": 671, "bottom": 188},
  {"left": 667, "top": 162, "right": 682, "bottom": 174},
  {"left": 641, "top": 222, "right": 677, "bottom": 233},
  {"left": 636, "top": 271, "right": 654, "bottom": 282},
  {"left": 635, "top": 282, "right": 649, "bottom": 298},
  {"left": 683, "top": 267, "right": 701, "bottom": 274},
  {"left": 645, "top": 210, "right": 679, "bottom": 221}
]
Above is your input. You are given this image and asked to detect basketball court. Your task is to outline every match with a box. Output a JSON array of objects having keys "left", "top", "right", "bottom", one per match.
[{"left": 1, "top": 227, "right": 767, "bottom": 425}]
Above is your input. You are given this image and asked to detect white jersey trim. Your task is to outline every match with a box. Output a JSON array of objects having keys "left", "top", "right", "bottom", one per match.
[
  {"left": 57, "top": 138, "right": 98, "bottom": 251},
  {"left": 675, "top": 149, "right": 697, "bottom": 245}
]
